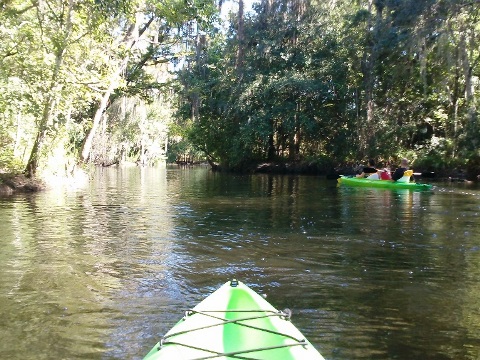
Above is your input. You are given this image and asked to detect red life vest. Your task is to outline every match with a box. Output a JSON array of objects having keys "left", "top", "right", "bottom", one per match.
[{"left": 380, "top": 171, "right": 392, "bottom": 180}]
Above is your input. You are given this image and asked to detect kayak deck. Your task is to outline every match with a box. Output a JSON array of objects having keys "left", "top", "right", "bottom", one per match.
[
  {"left": 337, "top": 175, "right": 432, "bottom": 190},
  {"left": 143, "top": 280, "right": 324, "bottom": 360}
]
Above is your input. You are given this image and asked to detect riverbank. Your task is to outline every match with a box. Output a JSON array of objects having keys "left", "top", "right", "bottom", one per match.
[
  {"left": 1, "top": 160, "right": 478, "bottom": 196},
  {"left": 0, "top": 173, "right": 45, "bottom": 195},
  {"left": 252, "top": 161, "right": 478, "bottom": 180}
]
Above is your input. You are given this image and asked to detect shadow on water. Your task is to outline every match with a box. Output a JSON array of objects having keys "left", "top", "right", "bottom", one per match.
[{"left": 1, "top": 167, "right": 479, "bottom": 359}]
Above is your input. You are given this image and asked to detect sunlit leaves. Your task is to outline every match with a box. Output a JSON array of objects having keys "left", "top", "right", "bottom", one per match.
[{"left": 176, "top": 0, "right": 480, "bottom": 171}]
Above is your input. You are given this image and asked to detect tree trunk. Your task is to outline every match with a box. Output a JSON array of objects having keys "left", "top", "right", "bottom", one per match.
[
  {"left": 25, "top": 85, "right": 55, "bottom": 177},
  {"left": 80, "top": 14, "right": 154, "bottom": 163},
  {"left": 236, "top": 0, "right": 244, "bottom": 75},
  {"left": 460, "top": 24, "right": 478, "bottom": 151},
  {"left": 359, "top": 0, "right": 381, "bottom": 157},
  {"left": 24, "top": 0, "right": 73, "bottom": 177},
  {"left": 80, "top": 72, "right": 123, "bottom": 162}
]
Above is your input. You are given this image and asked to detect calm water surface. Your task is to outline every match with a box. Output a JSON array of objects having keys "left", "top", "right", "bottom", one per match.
[{"left": 1, "top": 166, "right": 480, "bottom": 360}]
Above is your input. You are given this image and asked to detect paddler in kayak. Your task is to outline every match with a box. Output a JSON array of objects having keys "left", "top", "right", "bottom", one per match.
[
  {"left": 392, "top": 158, "right": 414, "bottom": 182},
  {"left": 356, "top": 158, "right": 377, "bottom": 178},
  {"left": 366, "top": 163, "right": 392, "bottom": 180},
  {"left": 372, "top": 167, "right": 392, "bottom": 180}
]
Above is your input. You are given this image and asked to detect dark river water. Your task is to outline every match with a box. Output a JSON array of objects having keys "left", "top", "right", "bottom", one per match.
[{"left": 1, "top": 166, "right": 480, "bottom": 360}]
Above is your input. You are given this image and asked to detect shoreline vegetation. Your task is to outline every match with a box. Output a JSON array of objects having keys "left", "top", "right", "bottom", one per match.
[
  {"left": 2, "top": 161, "right": 478, "bottom": 196},
  {"left": 3, "top": 2, "right": 480, "bottom": 188}
]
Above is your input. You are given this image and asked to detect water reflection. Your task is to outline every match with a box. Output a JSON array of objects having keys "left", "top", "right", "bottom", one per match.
[{"left": 1, "top": 167, "right": 480, "bottom": 359}]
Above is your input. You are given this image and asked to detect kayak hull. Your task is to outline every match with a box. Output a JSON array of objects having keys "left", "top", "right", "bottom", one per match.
[
  {"left": 337, "top": 176, "right": 432, "bottom": 190},
  {"left": 143, "top": 280, "right": 324, "bottom": 360}
]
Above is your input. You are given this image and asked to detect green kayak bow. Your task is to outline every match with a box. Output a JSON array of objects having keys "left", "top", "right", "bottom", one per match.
[{"left": 143, "top": 280, "right": 325, "bottom": 360}]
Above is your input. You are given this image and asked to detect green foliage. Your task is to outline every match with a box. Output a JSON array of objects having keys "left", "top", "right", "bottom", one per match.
[
  {"left": 87, "top": 94, "right": 173, "bottom": 165},
  {"left": 0, "top": 0, "right": 218, "bottom": 175},
  {"left": 413, "top": 150, "right": 465, "bottom": 176},
  {"left": 302, "top": 154, "right": 335, "bottom": 174},
  {"left": 466, "top": 152, "right": 480, "bottom": 180},
  {"left": 2, "top": 0, "right": 480, "bottom": 177},
  {"left": 0, "top": 130, "right": 24, "bottom": 173},
  {"left": 177, "top": 0, "right": 358, "bottom": 169}
]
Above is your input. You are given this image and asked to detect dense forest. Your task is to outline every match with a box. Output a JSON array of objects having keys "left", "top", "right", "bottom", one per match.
[{"left": 1, "top": 0, "right": 480, "bottom": 182}]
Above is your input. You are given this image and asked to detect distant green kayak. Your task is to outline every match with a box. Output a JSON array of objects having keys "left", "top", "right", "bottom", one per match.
[
  {"left": 337, "top": 175, "right": 433, "bottom": 190},
  {"left": 143, "top": 280, "right": 325, "bottom": 360}
]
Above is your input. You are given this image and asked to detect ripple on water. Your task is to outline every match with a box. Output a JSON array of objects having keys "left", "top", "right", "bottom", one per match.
[{"left": 1, "top": 169, "right": 480, "bottom": 360}]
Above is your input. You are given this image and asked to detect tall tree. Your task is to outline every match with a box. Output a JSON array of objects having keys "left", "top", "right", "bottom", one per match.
[
  {"left": 1, "top": 0, "right": 125, "bottom": 177},
  {"left": 24, "top": 0, "right": 77, "bottom": 177},
  {"left": 80, "top": 9, "right": 154, "bottom": 163},
  {"left": 80, "top": 0, "right": 218, "bottom": 163}
]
